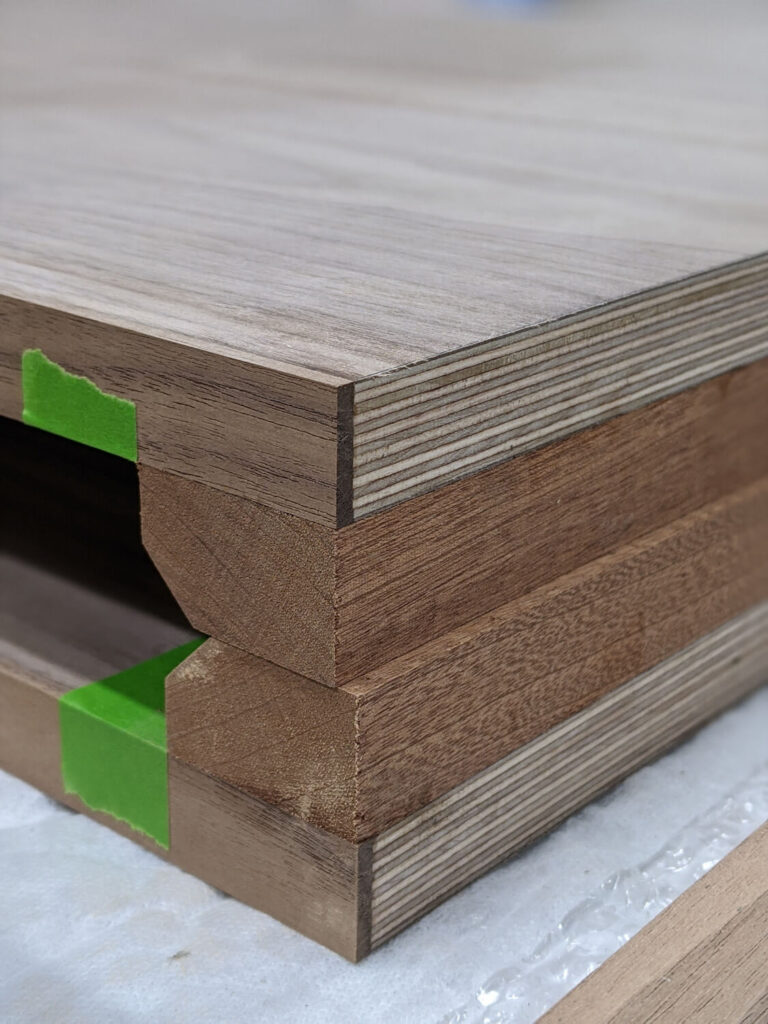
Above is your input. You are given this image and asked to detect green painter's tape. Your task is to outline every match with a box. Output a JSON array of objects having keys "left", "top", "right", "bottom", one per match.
[
  {"left": 59, "top": 639, "right": 204, "bottom": 848},
  {"left": 21, "top": 349, "right": 137, "bottom": 461}
]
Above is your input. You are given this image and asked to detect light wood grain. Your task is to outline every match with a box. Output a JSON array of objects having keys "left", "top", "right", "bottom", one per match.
[
  {"left": 167, "top": 478, "right": 768, "bottom": 840},
  {"left": 369, "top": 606, "right": 768, "bottom": 948},
  {"left": 1, "top": 1, "right": 767, "bottom": 519},
  {"left": 142, "top": 360, "right": 768, "bottom": 686},
  {"left": 2, "top": 1, "right": 765, "bottom": 378},
  {"left": 541, "top": 821, "right": 768, "bottom": 1024}
]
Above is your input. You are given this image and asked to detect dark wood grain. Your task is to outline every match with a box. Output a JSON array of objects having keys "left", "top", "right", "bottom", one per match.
[
  {"left": 143, "top": 360, "right": 768, "bottom": 686},
  {"left": 166, "top": 478, "right": 768, "bottom": 840}
]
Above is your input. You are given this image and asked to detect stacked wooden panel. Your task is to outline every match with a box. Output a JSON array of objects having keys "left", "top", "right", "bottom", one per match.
[{"left": 1, "top": 0, "right": 767, "bottom": 960}]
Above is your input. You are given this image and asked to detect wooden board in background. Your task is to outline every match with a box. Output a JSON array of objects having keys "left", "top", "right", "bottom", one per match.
[
  {"left": 142, "top": 359, "right": 768, "bottom": 686},
  {"left": 541, "top": 821, "right": 768, "bottom": 1024},
  {"left": 166, "top": 477, "right": 768, "bottom": 841}
]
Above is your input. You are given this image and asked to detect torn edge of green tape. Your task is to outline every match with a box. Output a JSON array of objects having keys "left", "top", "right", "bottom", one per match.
[
  {"left": 21, "top": 348, "right": 138, "bottom": 461},
  {"left": 59, "top": 638, "right": 204, "bottom": 849}
]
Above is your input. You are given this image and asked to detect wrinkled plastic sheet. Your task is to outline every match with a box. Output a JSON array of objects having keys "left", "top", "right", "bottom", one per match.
[{"left": 1, "top": 684, "right": 766, "bottom": 1024}]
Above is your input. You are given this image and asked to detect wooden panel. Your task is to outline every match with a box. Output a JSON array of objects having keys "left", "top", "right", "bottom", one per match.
[
  {"left": 143, "top": 360, "right": 768, "bottom": 686},
  {"left": 370, "top": 606, "right": 768, "bottom": 948},
  {"left": 166, "top": 478, "right": 768, "bottom": 841},
  {"left": 0, "top": 299, "right": 346, "bottom": 525},
  {"left": 541, "top": 822, "right": 768, "bottom": 1024},
  {"left": 2, "top": 1, "right": 768, "bottom": 519},
  {"left": 4, "top": 2, "right": 764, "bottom": 381},
  {"left": 0, "top": 663, "right": 368, "bottom": 960},
  {"left": 3, "top": 554, "right": 766, "bottom": 961}
]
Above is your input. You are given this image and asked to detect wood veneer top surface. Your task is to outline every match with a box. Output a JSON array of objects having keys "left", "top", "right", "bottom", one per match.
[{"left": 1, "top": 0, "right": 766, "bottom": 383}]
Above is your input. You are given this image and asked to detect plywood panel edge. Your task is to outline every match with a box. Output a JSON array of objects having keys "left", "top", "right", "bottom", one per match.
[{"left": 352, "top": 253, "right": 768, "bottom": 517}]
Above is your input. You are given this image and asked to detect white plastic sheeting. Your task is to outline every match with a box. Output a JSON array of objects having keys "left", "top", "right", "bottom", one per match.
[{"left": 1, "top": 684, "right": 767, "bottom": 1024}]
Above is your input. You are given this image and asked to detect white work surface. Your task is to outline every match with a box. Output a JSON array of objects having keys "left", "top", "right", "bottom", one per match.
[{"left": 1, "top": 684, "right": 766, "bottom": 1024}]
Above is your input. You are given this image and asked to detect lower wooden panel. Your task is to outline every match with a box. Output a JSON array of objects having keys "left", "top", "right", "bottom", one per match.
[
  {"left": 369, "top": 604, "right": 768, "bottom": 948},
  {"left": 541, "top": 821, "right": 768, "bottom": 1023},
  {"left": 2, "top": 583, "right": 766, "bottom": 959},
  {"left": 169, "top": 760, "right": 370, "bottom": 961},
  {"left": 0, "top": 660, "right": 368, "bottom": 960}
]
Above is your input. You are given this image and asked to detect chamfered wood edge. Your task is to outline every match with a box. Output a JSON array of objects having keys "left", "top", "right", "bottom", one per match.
[
  {"left": 0, "top": 660, "right": 370, "bottom": 961},
  {"left": 139, "top": 463, "right": 339, "bottom": 686},
  {"left": 139, "top": 358, "right": 768, "bottom": 687},
  {"left": 165, "top": 477, "right": 768, "bottom": 841},
  {"left": 540, "top": 820, "right": 768, "bottom": 1023}
]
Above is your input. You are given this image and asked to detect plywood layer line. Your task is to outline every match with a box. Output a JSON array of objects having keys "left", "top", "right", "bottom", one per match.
[
  {"left": 1, "top": 1, "right": 767, "bottom": 524},
  {"left": 142, "top": 360, "right": 768, "bottom": 686},
  {"left": 167, "top": 477, "right": 768, "bottom": 842}
]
